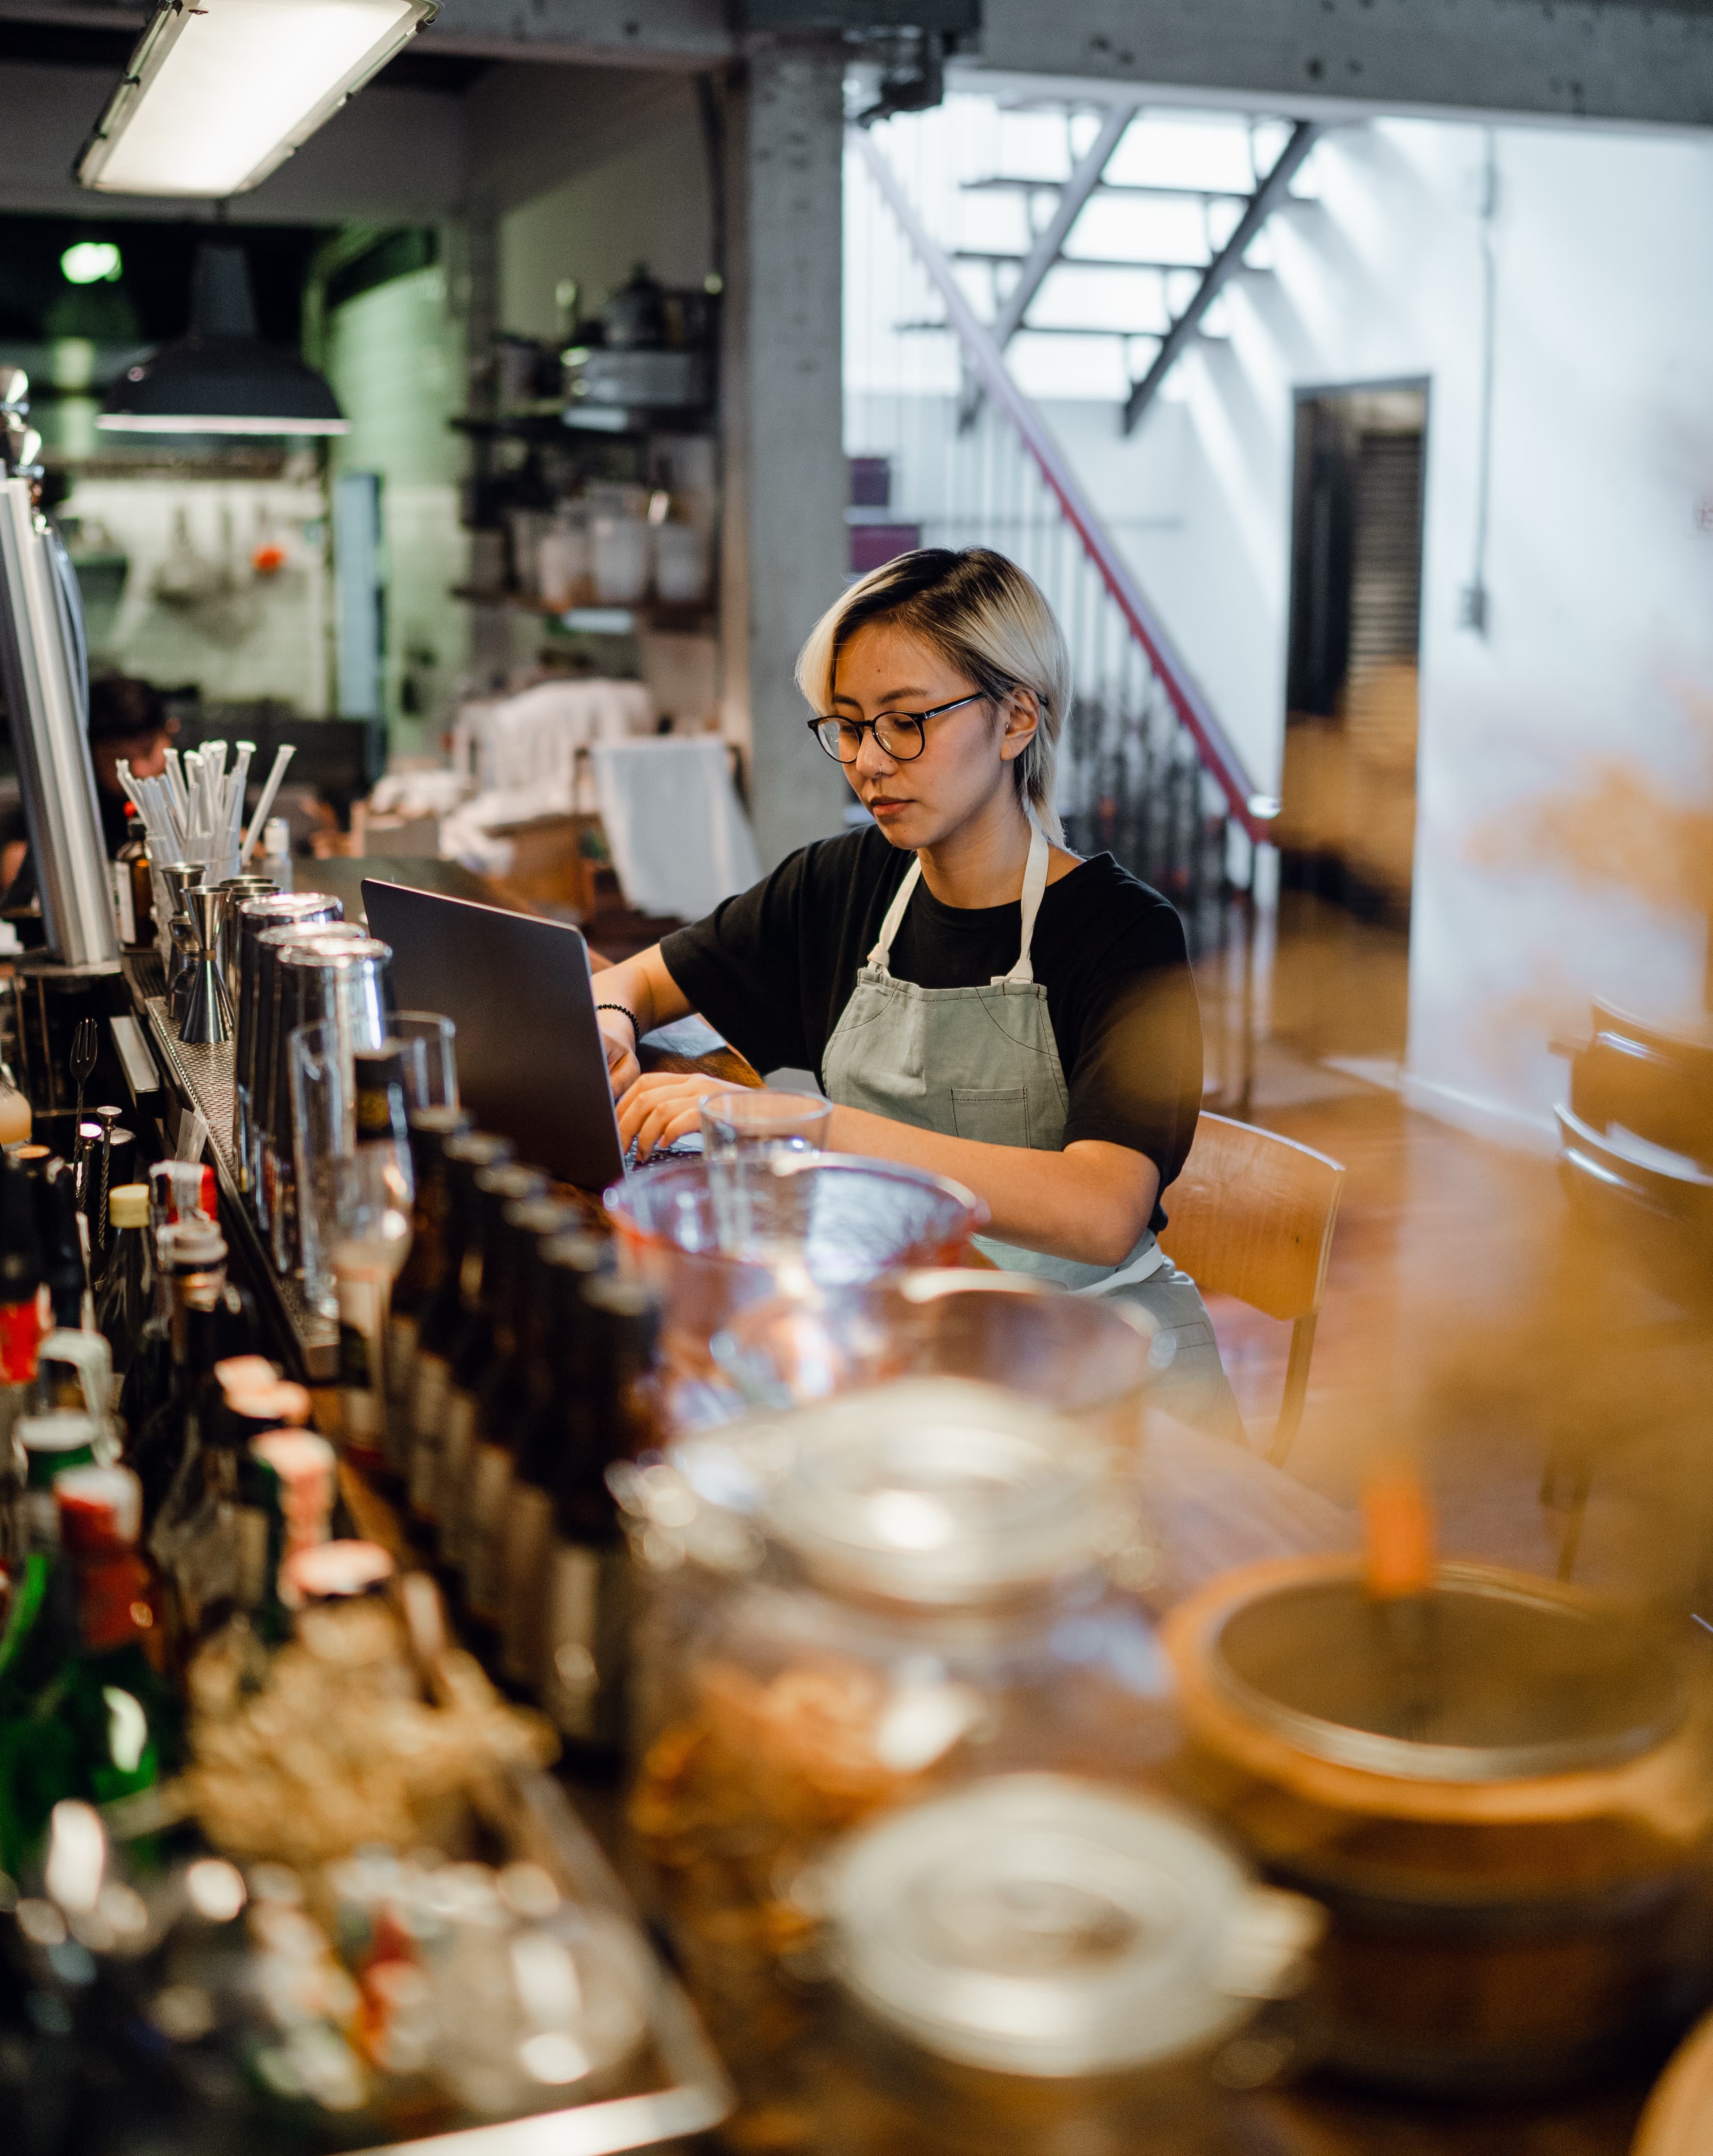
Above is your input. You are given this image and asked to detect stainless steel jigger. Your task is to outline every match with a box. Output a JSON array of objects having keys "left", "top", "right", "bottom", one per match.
[
  {"left": 178, "top": 886, "right": 235, "bottom": 1045},
  {"left": 158, "top": 861, "right": 204, "bottom": 1018}
]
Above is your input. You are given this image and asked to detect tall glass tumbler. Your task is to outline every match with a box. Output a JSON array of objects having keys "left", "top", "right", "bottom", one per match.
[
  {"left": 391, "top": 1012, "right": 459, "bottom": 1113},
  {"left": 268, "top": 938, "right": 394, "bottom": 1276},
  {"left": 290, "top": 1020, "right": 414, "bottom": 1309},
  {"left": 699, "top": 1088, "right": 833, "bottom": 1260},
  {"left": 233, "top": 892, "right": 340, "bottom": 1196},
  {"left": 252, "top": 920, "right": 367, "bottom": 1227}
]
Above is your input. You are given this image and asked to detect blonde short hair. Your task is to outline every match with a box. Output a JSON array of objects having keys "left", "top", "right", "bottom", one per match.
[{"left": 795, "top": 548, "right": 1070, "bottom": 842}]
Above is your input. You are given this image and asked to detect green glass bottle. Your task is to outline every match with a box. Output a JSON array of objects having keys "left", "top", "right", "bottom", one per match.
[{"left": 0, "top": 1464, "right": 178, "bottom": 1876}]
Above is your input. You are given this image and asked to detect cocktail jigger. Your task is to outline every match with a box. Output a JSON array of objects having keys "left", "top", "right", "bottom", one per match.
[
  {"left": 179, "top": 887, "right": 235, "bottom": 1046},
  {"left": 158, "top": 861, "right": 204, "bottom": 1012}
]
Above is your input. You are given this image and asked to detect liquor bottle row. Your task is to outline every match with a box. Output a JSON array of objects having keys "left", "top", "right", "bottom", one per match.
[{"left": 380, "top": 1106, "right": 662, "bottom": 1752}]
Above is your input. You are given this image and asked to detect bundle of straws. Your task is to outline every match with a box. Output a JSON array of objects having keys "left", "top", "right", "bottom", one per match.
[{"left": 115, "top": 739, "right": 295, "bottom": 872}]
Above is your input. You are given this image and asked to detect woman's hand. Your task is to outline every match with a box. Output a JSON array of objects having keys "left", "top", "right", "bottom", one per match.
[
  {"left": 617, "top": 1070, "right": 719, "bottom": 1159},
  {"left": 599, "top": 1014, "right": 641, "bottom": 1101}
]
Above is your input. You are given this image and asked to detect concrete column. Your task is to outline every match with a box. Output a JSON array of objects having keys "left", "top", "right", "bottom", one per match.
[{"left": 719, "top": 40, "right": 849, "bottom": 868}]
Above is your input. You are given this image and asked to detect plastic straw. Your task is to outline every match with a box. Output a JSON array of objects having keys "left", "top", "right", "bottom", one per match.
[{"left": 239, "top": 743, "right": 294, "bottom": 866}]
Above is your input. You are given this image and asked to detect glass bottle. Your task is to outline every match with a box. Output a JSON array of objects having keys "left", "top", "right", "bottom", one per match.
[
  {"left": 249, "top": 1429, "right": 337, "bottom": 1607},
  {"left": 330, "top": 1043, "right": 416, "bottom": 1480},
  {"left": 0, "top": 1463, "right": 178, "bottom": 1877},
  {"left": 36, "top": 1159, "right": 85, "bottom": 1337},
  {"left": 462, "top": 1196, "right": 580, "bottom": 1637},
  {"left": 539, "top": 1275, "right": 663, "bottom": 1750},
  {"left": 388, "top": 1105, "right": 471, "bottom": 1464},
  {"left": 16, "top": 1411, "right": 102, "bottom": 1552},
  {"left": 499, "top": 1230, "right": 609, "bottom": 1688},
  {"left": 95, "top": 1183, "right": 153, "bottom": 1380},
  {"left": 0, "top": 1054, "right": 30, "bottom": 1148},
  {"left": 0, "top": 1148, "right": 45, "bottom": 1407},
  {"left": 131, "top": 1221, "right": 232, "bottom": 1549},
  {"left": 408, "top": 1131, "right": 512, "bottom": 1538},
  {"left": 436, "top": 1162, "right": 548, "bottom": 1584}
]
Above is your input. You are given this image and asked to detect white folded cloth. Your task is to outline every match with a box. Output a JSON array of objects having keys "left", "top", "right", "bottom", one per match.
[
  {"left": 588, "top": 736, "right": 761, "bottom": 922},
  {"left": 453, "top": 678, "right": 655, "bottom": 798}
]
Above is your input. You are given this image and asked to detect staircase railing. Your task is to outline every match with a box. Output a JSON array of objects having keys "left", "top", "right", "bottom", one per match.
[
  {"left": 848, "top": 124, "right": 1276, "bottom": 850},
  {"left": 847, "top": 126, "right": 1269, "bottom": 1106}
]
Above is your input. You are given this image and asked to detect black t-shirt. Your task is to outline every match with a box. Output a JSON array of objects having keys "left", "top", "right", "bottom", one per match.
[{"left": 660, "top": 825, "right": 1202, "bottom": 1229}]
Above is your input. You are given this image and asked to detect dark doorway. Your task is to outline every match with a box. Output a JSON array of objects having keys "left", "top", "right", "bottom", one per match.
[
  {"left": 1281, "top": 384, "right": 1427, "bottom": 925},
  {"left": 1271, "top": 383, "right": 1426, "bottom": 1076}
]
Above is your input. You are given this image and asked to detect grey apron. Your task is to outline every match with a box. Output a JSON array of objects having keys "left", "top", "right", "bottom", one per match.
[{"left": 822, "top": 825, "right": 1244, "bottom": 1440}]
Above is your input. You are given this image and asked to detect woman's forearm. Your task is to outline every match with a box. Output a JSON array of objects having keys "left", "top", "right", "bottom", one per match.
[
  {"left": 824, "top": 1101, "right": 1159, "bottom": 1266},
  {"left": 595, "top": 946, "right": 693, "bottom": 1039}
]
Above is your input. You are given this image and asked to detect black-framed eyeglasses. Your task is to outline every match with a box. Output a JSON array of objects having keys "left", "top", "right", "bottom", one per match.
[{"left": 808, "top": 692, "right": 987, "bottom": 764}]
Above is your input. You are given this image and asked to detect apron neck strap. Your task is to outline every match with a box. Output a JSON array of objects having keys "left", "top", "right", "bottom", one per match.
[
  {"left": 1001, "top": 823, "right": 1050, "bottom": 986},
  {"left": 867, "top": 856, "right": 922, "bottom": 969},
  {"left": 866, "top": 824, "right": 1051, "bottom": 985}
]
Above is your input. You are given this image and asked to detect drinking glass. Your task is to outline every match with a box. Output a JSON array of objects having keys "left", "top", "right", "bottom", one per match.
[
  {"left": 392, "top": 1011, "right": 459, "bottom": 1113},
  {"left": 700, "top": 1088, "right": 832, "bottom": 1258},
  {"left": 289, "top": 1020, "right": 414, "bottom": 1319}
]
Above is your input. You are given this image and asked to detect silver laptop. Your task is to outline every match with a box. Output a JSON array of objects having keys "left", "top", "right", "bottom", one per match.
[{"left": 362, "top": 878, "right": 625, "bottom": 1191}]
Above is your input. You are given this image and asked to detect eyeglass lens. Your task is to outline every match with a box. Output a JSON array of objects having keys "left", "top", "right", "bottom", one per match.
[{"left": 816, "top": 713, "right": 925, "bottom": 761}]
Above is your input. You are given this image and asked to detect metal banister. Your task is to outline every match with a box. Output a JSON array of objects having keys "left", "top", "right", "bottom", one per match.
[{"left": 848, "top": 125, "right": 1275, "bottom": 847}]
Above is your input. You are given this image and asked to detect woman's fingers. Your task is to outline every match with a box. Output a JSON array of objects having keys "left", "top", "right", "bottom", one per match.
[{"left": 618, "top": 1072, "right": 708, "bottom": 1155}]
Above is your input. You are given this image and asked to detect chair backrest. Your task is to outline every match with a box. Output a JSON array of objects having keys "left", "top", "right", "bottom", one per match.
[
  {"left": 1572, "top": 1028, "right": 1713, "bottom": 1168},
  {"left": 1157, "top": 1113, "right": 1345, "bottom": 1324}
]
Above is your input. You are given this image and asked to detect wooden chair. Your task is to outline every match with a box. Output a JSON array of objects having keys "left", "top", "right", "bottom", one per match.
[{"left": 1157, "top": 1113, "right": 1346, "bottom": 1467}]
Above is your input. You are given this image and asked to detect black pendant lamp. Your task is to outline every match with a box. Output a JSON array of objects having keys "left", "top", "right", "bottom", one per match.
[{"left": 98, "top": 244, "right": 348, "bottom": 437}]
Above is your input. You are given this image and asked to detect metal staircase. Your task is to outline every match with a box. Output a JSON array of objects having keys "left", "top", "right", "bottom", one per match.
[{"left": 844, "top": 98, "right": 1324, "bottom": 1105}]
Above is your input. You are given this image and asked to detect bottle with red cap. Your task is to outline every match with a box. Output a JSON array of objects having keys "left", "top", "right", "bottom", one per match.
[{"left": 0, "top": 1464, "right": 178, "bottom": 1875}]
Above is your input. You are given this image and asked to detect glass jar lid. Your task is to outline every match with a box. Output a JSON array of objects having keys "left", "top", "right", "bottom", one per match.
[
  {"left": 758, "top": 1379, "right": 1120, "bottom": 1606},
  {"left": 828, "top": 1774, "right": 1318, "bottom": 2077}
]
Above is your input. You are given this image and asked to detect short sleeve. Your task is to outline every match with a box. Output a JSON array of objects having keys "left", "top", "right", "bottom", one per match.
[{"left": 658, "top": 850, "right": 815, "bottom": 1076}]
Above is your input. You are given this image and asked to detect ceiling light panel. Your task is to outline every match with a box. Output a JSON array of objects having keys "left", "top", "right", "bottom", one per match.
[{"left": 77, "top": 0, "right": 434, "bottom": 199}]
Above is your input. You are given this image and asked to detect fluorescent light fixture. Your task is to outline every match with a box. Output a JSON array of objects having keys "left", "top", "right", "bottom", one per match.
[{"left": 76, "top": 0, "right": 435, "bottom": 199}]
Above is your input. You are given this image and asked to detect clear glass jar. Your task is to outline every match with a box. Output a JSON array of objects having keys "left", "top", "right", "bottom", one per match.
[
  {"left": 622, "top": 1378, "right": 1179, "bottom": 2086},
  {"left": 814, "top": 1774, "right": 1322, "bottom": 2156}
]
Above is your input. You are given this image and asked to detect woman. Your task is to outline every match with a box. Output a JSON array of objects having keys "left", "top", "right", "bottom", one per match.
[{"left": 596, "top": 547, "right": 1241, "bottom": 1436}]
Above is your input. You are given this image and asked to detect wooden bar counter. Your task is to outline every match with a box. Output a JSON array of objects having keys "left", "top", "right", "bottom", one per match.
[{"left": 116, "top": 875, "right": 1657, "bottom": 2156}]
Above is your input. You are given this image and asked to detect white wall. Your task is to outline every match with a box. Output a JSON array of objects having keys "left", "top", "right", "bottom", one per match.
[
  {"left": 490, "top": 72, "right": 714, "bottom": 337},
  {"left": 1152, "top": 119, "right": 1713, "bottom": 1142},
  {"left": 850, "top": 110, "right": 1713, "bottom": 1144}
]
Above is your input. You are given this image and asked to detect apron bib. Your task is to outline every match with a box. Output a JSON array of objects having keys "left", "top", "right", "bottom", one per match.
[{"left": 821, "top": 825, "right": 1164, "bottom": 1294}]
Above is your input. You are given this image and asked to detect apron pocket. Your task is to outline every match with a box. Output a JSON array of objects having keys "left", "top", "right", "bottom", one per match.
[{"left": 951, "top": 1084, "right": 1032, "bottom": 1147}]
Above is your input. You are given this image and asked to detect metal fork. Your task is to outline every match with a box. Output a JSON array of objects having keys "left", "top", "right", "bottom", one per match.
[{"left": 70, "top": 1013, "right": 98, "bottom": 1130}]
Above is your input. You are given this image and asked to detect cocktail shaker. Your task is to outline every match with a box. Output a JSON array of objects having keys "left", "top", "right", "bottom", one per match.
[{"left": 215, "top": 874, "right": 276, "bottom": 1004}]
